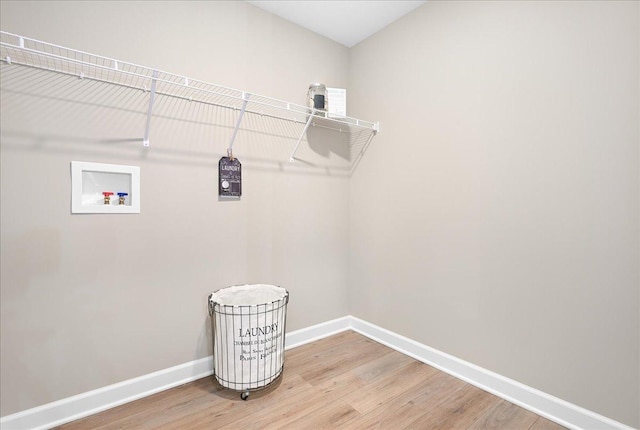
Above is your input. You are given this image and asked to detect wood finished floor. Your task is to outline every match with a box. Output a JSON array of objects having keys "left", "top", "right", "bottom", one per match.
[{"left": 56, "top": 331, "right": 566, "bottom": 429}]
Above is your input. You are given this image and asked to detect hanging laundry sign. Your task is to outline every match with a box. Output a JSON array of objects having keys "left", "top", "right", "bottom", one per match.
[{"left": 219, "top": 156, "right": 242, "bottom": 197}]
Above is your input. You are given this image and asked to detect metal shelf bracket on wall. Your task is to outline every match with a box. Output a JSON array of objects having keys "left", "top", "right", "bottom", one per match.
[
  {"left": 142, "top": 70, "right": 159, "bottom": 147},
  {"left": 0, "top": 30, "right": 380, "bottom": 168},
  {"left": 228, "top": 92, "right": 250, "bottom": 158},
  {"left": 289, "top": 113, "right": 315, "bottom": 162}
]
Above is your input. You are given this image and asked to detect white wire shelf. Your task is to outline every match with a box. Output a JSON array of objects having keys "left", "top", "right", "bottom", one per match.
[{"left": 0, "top": 31, "right": 379, "bottom": 163}]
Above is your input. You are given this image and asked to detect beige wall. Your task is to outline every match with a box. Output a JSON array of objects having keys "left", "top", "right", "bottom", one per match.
[
  {"left": 348, "top": 1, "right": 639, "bottom": 427},
  {"left": 0, "top": 1, "right": 351, "bottom": 416},
  {"left": 2, "top": 0, "right": 639, "bottom": 428}
]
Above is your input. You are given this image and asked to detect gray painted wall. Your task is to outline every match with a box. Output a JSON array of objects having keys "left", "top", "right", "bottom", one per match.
[
  {"left": 348, "top": 1, "right": 639, "bottom": 427},
  {"left": 1, "top": 1, "right": 639, "bottom": 428},
  {"left": 0, "top": 0, "right": 350, "bottom": 416}
]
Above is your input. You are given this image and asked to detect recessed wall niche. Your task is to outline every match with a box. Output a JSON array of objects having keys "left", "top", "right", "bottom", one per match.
[{"left": 71, "top": 161, "right": 140, "bottom": 214}]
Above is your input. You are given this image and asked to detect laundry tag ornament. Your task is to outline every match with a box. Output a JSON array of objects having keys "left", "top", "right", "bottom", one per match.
[{"left": 219, "top": 156, "right": 242, "bottom": 197}]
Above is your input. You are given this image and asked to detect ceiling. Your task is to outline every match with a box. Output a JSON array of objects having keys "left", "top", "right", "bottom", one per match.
[{"left": 246, "top": 1, "right": 426, "bottom": 48}]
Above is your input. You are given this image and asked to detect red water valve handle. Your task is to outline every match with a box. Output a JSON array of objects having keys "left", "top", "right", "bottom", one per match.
[{"left": 102, "top": 191, "right": 114, "bottom": 205}]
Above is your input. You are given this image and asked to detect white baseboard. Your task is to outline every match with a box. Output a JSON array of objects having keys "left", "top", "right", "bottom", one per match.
[
  {"left": 0, "top": 356, "right": 213, "bottom": 430},
  {"left": 0, "top": 317, "right": 351, "bottom": 430},
  {"left": 349, "top": 316, "right": 635, "bottom": 430},
  {"left": 284, "top": 315, "right": 351, "bottom": 350},
  {"left": 1, "top": 315, "right": 633, "bottom": 430}
]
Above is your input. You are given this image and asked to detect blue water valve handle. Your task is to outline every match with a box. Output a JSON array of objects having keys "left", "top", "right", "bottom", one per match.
[{"left": 117, "top": 192, "right": 128, "bottom": 205}]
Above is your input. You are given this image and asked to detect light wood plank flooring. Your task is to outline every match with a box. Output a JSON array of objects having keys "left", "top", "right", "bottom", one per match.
[{"left": 56, "top": 331, "right": 566, "bottom": 429}]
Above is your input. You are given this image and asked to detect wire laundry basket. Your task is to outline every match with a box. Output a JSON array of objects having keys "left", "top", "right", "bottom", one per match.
[{"left": 208, "top": 284, "right": 289, "bottom": 400}]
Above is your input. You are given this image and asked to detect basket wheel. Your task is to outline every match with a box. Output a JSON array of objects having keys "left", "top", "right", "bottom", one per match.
[{"left": 241, "top": 391, "right": 250, "bottom": 401}]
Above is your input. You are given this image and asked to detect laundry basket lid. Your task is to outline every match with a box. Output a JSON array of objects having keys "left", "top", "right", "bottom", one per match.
[{"left": 209, "top": 284, "right": 287, "bottom": 306}]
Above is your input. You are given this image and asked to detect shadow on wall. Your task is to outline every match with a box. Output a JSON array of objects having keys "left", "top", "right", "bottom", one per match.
[
  {"left": 0, "top": 129, "right": 355, "bottom": 178},
  {"left": 0, "top": 65, "right": 374, "bottom": 177},
  {"left": 196, "top": 305, "right": 213, "bottom": 360},
  {"left": 307, "top": 124, "right": 350, "bottom": 161}
]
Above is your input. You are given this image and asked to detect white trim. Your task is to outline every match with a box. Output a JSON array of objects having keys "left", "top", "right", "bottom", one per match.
[
  {"left": 0, "top": 357, "right": 212, "bottom": 430},
  {"left": 349, "top": 316, "right": 635, "bottom": 430},
  {"left": 1, "top": 316, "right": 634, "bottom": 430},
  {"left": 284, "top": 316, "right": 351, "bottom": 350},
  {"left": 0, "top": 317, "right": 350, "bottom": 430}
]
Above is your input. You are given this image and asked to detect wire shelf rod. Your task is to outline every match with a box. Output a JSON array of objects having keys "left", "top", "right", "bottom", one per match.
[
  {"left": 1, "top": 48, "right": 375, "bottom": 134},
  {"left": 0, "top": 31, "right": 378, "bottom": 134},
  {"left": 0, "top": 53, "right": 373, "bottom": 141},
  {"left": 1, "top": 29, "right": 379, "bottom": 167},
  {"left": 1, "top": 50, "right": 376, "bottom": 134}
]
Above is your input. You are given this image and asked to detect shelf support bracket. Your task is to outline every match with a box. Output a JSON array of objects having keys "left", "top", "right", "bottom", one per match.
[
  {"left": 142, "top": 70, "right": 159, "bottom": 147},
  {"left": 349, "top": 130, "right": 377, "bottom": 175},
  {"left": 227, "top": 92, "right": 250, "bottom": 157},
  {"left": 289, "top": 113, "right": 315, "bottom": 162}
]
